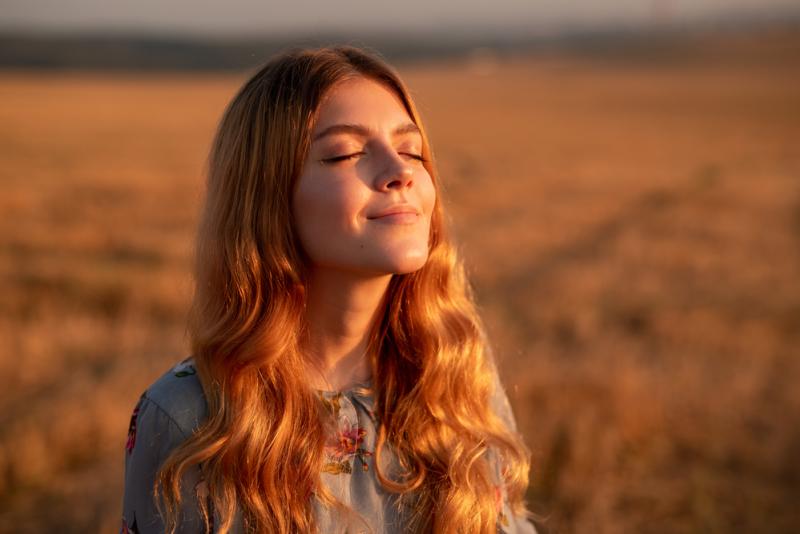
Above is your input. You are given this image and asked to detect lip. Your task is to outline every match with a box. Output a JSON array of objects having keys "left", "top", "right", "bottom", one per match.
[
  {"left": 370, "top": 212, "right": 419, "bottom": 224},
  {"left": 367, "top": 204, "right": 421, "bottom": 220}
]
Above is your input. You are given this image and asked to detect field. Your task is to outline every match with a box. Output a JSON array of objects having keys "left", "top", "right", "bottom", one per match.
[{"left": 1, "top": 29, "right": 799, "bottom": 532}]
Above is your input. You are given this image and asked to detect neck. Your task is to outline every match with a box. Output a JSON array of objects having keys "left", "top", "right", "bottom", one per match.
[{"left": 302, "top": 267, "right": 391, "bottom": 392}]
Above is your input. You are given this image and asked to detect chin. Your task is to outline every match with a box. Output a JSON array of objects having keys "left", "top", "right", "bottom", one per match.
[{"left": 380, "top": 250, "right": 430, "bottom": 275}]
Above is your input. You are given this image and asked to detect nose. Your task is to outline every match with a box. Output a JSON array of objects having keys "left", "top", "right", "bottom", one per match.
[{"left": 374, "top": 149, "right": 414, "bottom": 191}]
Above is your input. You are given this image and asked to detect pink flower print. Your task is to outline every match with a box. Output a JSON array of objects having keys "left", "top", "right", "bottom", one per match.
[
  {"left": 322, "top": 421, "right": 373, "bottom": 474},
  {"left": 125, "top": 398, "right": 142, "bottom": 454},
  {"left": 495, "top": 483, "right": 510, "bottom": 527},
  {"left": 331, "top": 425, "right": 365, "bottom": 459}
]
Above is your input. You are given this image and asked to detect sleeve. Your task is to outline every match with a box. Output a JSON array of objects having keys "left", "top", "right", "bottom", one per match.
[
  {"left": 122, "top": 394, "right": 208, "bottom": 534},
  {"left": 488, "top": 367, "right": 539, "bottom": 534}
]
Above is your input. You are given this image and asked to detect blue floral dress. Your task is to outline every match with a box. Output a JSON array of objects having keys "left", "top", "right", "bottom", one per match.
[{"left": 121, "top": 358, "right": 538, "bottom": 533}]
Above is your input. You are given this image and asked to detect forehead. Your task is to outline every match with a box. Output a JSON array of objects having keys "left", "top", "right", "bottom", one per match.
[{"left": 312, "top": 77, "right": 414, "bottom": 133}]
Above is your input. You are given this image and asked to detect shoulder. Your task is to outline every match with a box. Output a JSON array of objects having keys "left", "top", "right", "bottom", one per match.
[
  {"left": 140, "top": 356, "right": 209, "bottom": 438},
  {"left": 123, "top": 357, "right": 209, "bottom": 532}
]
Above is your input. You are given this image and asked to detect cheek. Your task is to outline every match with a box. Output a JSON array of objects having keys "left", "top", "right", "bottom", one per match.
[
  {"left": 293, "top": 173, "right": 367, "bottom": 239},
  {"left": 420, "top": 172, "right": 437, "bottom": 216}
]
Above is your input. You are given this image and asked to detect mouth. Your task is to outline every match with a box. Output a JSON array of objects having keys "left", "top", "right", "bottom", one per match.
[
  {"left": 368, "top": 212, "right": 420, "bottom": 224},
  {"left": 367, "top": 204, "right": 421, "bottom": 220}
]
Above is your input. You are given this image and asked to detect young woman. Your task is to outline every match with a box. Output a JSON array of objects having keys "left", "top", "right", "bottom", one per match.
[{"left": 122, "top": 45, "right": 537, "bottom": 534}]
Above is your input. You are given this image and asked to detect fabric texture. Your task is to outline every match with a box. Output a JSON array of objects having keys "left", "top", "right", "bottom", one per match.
[{"left": 121, "top": 357, "right": 538, "bottom": 534}]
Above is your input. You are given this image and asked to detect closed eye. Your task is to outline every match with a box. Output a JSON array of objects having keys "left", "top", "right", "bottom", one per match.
[
  {"left": 321, "top": 152, "right": 427, "bottom": 165},
  {"left": 322, "top": 152, "right": 364, "bottom": 164}
]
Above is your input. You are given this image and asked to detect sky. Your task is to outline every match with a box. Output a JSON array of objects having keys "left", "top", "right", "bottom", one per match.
[{"left": 1, "top": 0, "right": 797, "bottom": 37}]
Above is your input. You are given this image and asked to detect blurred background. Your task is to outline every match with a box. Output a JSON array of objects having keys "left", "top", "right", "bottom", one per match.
[{"left": 1, "top": 1, "right": 799, "bottom": 532}]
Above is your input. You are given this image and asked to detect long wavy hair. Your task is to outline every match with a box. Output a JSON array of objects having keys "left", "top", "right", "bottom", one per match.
[{"left": 156, "top": 45, "right": 532, "bottom": 533}]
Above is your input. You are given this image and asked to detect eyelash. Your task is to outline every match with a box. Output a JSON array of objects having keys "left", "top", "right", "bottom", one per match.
[{"left": 322, "top": 152, "right": 426, "bottom": 164}]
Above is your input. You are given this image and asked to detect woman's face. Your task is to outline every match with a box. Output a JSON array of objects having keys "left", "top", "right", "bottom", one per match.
[{"left": 292, "top": 76, "right": 436, "bottom": 276}]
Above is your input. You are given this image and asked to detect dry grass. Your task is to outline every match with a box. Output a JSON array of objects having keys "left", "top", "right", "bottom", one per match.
[{"left": 1, "top": 30, "right": 798, "bottom": 533}]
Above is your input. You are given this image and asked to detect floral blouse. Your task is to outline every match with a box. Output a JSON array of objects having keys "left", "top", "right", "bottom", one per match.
[{"left": 121, "top": 358, "right": 538, "bottom": 534}]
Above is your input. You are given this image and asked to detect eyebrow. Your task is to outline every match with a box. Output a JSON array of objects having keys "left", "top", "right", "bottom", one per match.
[{"left": 312, "top": 122, "right": 421, "bottom": 143}]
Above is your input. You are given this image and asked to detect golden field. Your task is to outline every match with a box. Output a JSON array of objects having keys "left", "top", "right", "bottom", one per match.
[{"left": 1, "top": 30, "right": 798, "bottom": 532}]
